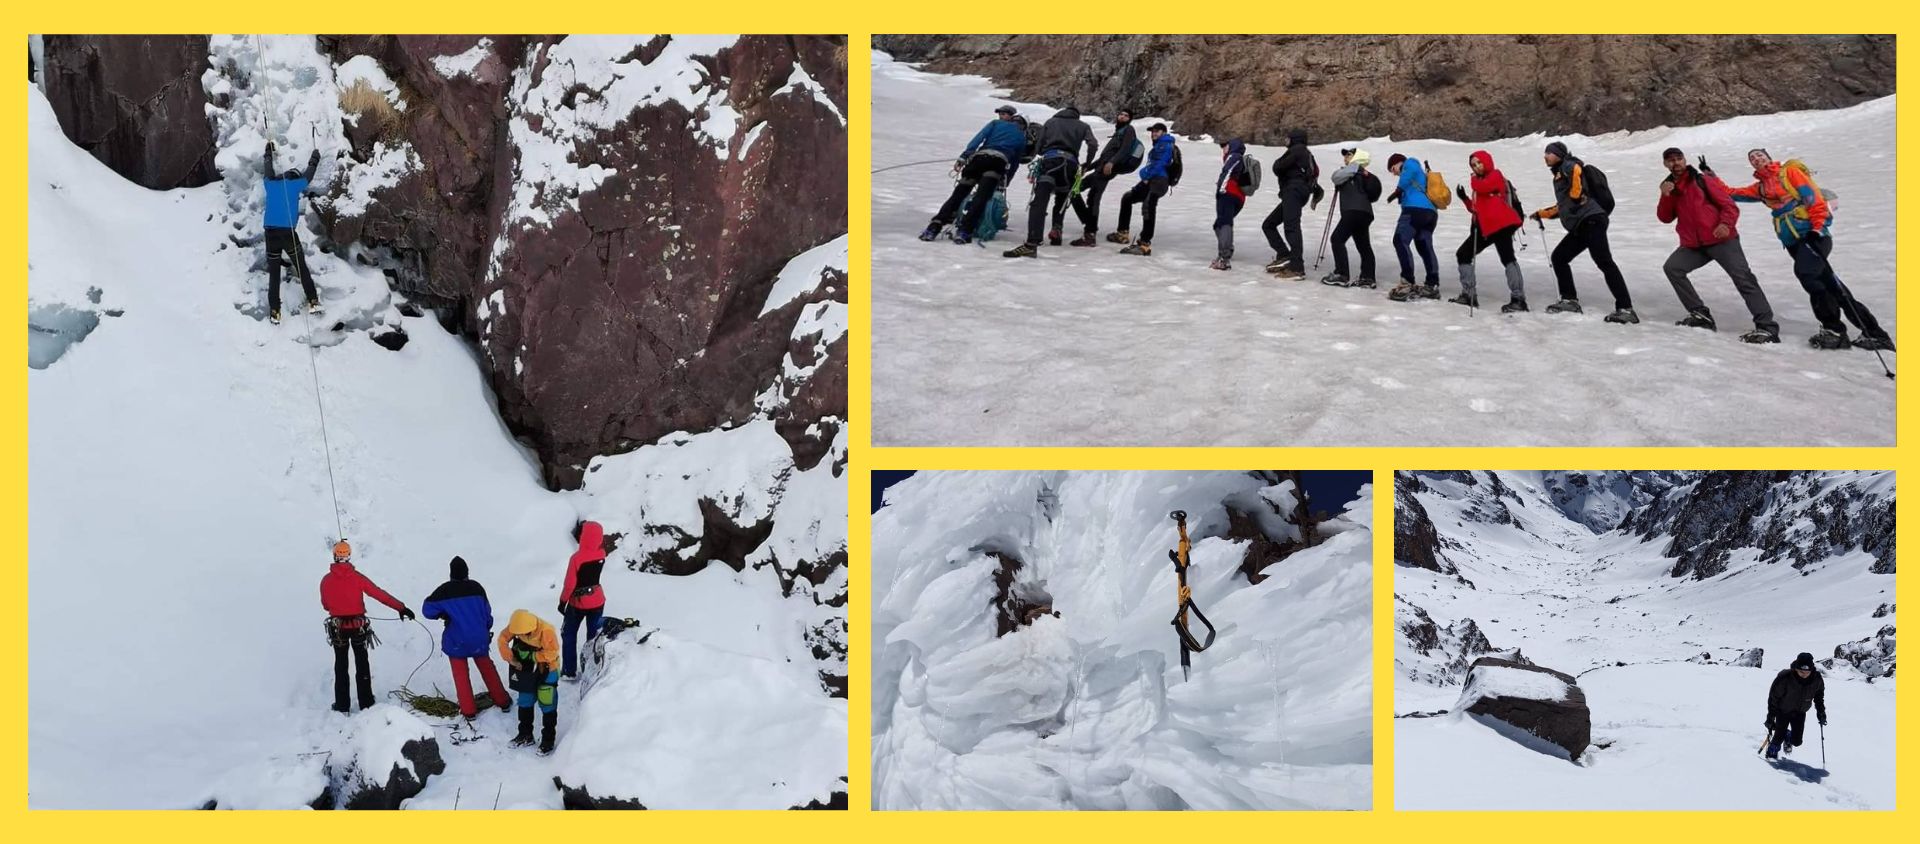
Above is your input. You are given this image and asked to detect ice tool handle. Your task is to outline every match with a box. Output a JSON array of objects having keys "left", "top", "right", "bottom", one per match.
[{"left": 1168, "top": 511, "right": 1217, "bottom": 681}]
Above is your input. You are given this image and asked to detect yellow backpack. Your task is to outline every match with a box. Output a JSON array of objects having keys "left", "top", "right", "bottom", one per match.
[
  {"left": 1423, "top": 160, "right": 1453, "bottom": 210},
  {"left": 1777, "top": 158, "right": 1839, "bottom": 214}
]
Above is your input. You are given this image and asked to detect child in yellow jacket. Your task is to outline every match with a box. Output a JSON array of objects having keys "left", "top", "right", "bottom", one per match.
[{"left": 498, "top": 609, "right": 561, "bottom": 754}]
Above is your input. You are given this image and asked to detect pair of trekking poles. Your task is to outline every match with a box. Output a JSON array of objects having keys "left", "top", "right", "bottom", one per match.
[{"left": 1758, "top": 720, "right": 1827, "bottom": 769}]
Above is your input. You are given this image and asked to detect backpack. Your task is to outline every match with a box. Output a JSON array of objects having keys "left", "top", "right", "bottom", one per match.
[
  {"left": 1580, "top": 162, "right": 1616, "bottom": 213},
  {"left": 974, "top": 189, "right": 1010, "bottom": 242},
  {"left": 1507, "top": 183, "right": 1525, "bottom": 218},
  {"left": 1015, "top": 115, "right": 1040, "bottom": 165},
  {"left": 1114, "top": 136, "right": 1145, "bottom": 175},
  {"left": 1363, "top": 170, "right": 1383, "bottom": 203},
  {"left": 1243, "top": 154, "right": 1263, "bottom": 195},
  {"left": 1779, "top": 158, "right": 1839, "bottom": 213},
  {"left": 1166, "top": 144, "right": 1184, "bottom": 187},
  {"left": 1423, "top": 160, "right": 1453, "bottom": 210}
]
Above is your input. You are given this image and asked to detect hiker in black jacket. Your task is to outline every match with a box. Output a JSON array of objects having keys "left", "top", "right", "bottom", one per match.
[
  {"left": 1764, "top": 652, "right": 1828, "bottom": 760},
  {"left": 1006, "top": 108, "right": 1099, "bottom": 258},
  {"left": 1069, "top": 108, "right": 1141, "bottom": 247},
  {"left": 1261, "top": 129, "right": 1324, "bottom": 278}
]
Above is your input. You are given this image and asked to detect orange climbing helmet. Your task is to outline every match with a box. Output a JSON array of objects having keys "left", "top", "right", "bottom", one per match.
[{"left": 332, "top": 540, "right": 352, "bottom": 561}]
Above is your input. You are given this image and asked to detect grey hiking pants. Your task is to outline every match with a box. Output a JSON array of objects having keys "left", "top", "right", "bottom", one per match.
[{"left": 1663, "top": 237, "right": 1777, "bottom": 334}]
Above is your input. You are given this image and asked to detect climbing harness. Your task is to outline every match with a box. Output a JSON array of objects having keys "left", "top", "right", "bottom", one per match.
[{"left": 1167, "top": 510, "right": 1216, "bottom": 681}]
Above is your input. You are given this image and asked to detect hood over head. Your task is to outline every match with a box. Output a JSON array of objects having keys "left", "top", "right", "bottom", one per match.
[
  {"left": 507, "top": 609, "right": 540, "bottom": 637},
  {"left": 571, "top": 520, "right": 607, "bottom": 565},
  {"left": 1470, "top": 150, "right": 1495, "bottom": 171}
]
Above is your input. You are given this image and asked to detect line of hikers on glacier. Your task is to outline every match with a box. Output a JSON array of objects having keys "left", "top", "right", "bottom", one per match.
[{"left": 914, "top": 106, "right": 1893, "bottom": 352}]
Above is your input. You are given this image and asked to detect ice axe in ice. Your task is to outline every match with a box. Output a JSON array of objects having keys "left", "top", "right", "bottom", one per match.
[{"left": 1167, "top": 510, "right": 1216, "bottom": 681}]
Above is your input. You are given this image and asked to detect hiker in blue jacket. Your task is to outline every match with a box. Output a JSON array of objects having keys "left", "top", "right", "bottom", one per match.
[
  {"left": 920, "top": 106, "right": 1028, "bottom": 245},
  {"left": 1384, "top": 153, "right": 1441, "bottom": 301},
  {"left": 1115, "top": 124, "right": 1177, "bottom": 256},
  {"left": 421, "top": 556, "right": 512, "bottom": 720},
  {"left": 262, "top": 141, "right": 322, "bottom": 324}
]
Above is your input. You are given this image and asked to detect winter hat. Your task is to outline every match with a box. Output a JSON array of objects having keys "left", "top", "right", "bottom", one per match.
[
  {"left": 450, "top": 555, "right": 468, "bottom": 580},
  {"left": 1387, "top": 153, "right": 1407, "bottom": 170},
  {"left": 994, "top": 105, "right": 1016, "bottom": 116},
  {"left": 1350, "top": 149, "right": 1371, "bottom": 167},
  {"left": 1793, "top": 652, "right": 1816, "bottom": 670},
  {"left": 1662, "top": 146, "right": 1686, "bottom": 161},
  {"left": 1544, "top": 141, "right": 1570, "bottom": 161},
  {"left": 1148, "top": 122, "right": 1168, "bottom": 133},
  {"left": 1288, "top": 129, "right": 1308, "bottom": 144}
]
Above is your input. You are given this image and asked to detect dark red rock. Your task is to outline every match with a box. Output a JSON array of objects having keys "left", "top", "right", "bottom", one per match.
[{"left": 41, "top": 36, "right": 219, "bottom": 189}]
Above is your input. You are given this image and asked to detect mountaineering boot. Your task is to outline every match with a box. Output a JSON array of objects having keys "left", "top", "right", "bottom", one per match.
[
  {"left": 1809, "top": 329, "right": 1850, "bottom": 350},
  {"left": 951, "top": 230, "right": 974, "bottom": 246},
  {"left": 1740, "top": 327, "right": 1781, "bottom": 344},
  {"left": 1387, "top": 281, "right": 1419, "bottom": 302},
  {"left": 1676, "top": 310, "right": 1717, "bottom": 331},
  {"left": 1854, "top": 334, "right": 1896, "bottom": 352},
  {"left": 918, "top": 223, "right": 943, "bottom": 242},
  {"left": 1353, "top": 277, "right": 1378, "bottom": 289},
  {"left": 1119, "top": 242, "right": 1151, "bottom": 256},
  {"left": 1003, "top": 242, "right": 1039, "bottom": 259},
  {"left": 270, "top": 308, "right": 282, "bottom": 325},
  {"left": 1273, "top": 267, "right": 1306, "bottom": 280},
  {"left": 1106, "top": 230, "right": 1131, "bottom": 244},
  {"left": 1069, "top": 232, "right": 1098, "bottom": 247},
  {"left": 1544, "top": 298, "right": 1583, "bottom": 315},
  {"left": 510, "top": 706, "right": 536, "bottom": 747},
  {"left": 1501, "top": 298, "right": 1529, "bottom": 314},
  {"left": 1417, "top": 284, "right": 1442, "bottom": 300},
  {"left": 538, "top": 710, "right": 558, "bottom": 756},
  {"left": 306, "top": 299, "right": 324, "bottom": 319},
  {"left": 1265, "top": 255, "right": 1289, "bottom": 274},
  {"left": 1604, "top": 308, "right": 1641, "bottom": 325},
  {"left": 1319, "top": 272, "right": 1350, "bottom": 287},
  {"left": 1448, "top": 292, "right": 1479, "bottom": 308},
  {"left": 1048, "top": 228, "right": 1063, "bottom": 247},
  {"left": 1208, "top": 258, "right": 1231, "bottom": 271}
]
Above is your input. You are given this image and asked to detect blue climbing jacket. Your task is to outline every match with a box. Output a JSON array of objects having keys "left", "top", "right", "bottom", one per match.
[
  {"left": 422, "top": 575, "right": 496, "bottom": 658},
  {"left": 960, "top": 119, "right": 1028, "bottom": 166},
  {"left": 1138, "top": 133, "right": 1177, "bottom": 181},
  {"left": 262, "top": 146, "right": 321, "bottom": 230},
  {"left": 1397, "top": 158, "right": 1435, "bottom": 211}
]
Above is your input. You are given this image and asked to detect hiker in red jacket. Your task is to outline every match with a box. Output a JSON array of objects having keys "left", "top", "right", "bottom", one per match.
[
  {"left": 320, "top": 540, "right": 413, "bottom": 712},
  {"left": 559, "top": 521, "right": 609, "bottom": 679},
  {"left": 1452, "top": 150, "right": 1527, "bottom": 311},
  {"left": 1656, "top": 147, "right": 1779, "bottom": 344}
]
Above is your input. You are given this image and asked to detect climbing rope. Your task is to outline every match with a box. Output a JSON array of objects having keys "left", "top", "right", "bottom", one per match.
[
  {"left": 1167, "top": 510, "right": 1216, "bottom": 681},
  {"left": 365, "top": 614, "right": 458, "bottom": 717},
  {"left": 869, "top": 158, "right": 955, "bottom": 175}
]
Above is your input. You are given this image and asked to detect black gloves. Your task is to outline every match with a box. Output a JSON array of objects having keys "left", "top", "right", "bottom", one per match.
[
  {"left": 558, "top": 602, "right": 569, "bottom": 617},
  {"left": 1819, "top": 712, "right": 1828, "bottom": 726},
  {"left": 399, "top": 607, "right": 416, "bottom": 621},
  {"left": 1387, "top": 188, "right": 1402, "bottom": 204}
]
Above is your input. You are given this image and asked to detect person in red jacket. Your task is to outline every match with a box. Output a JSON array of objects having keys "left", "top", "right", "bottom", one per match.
[
  {"left": 320, "top": 540, "right": 413, "bottom": 713},
  {"left": 1656, "top": 147, "right": 1779, "bottom": 344},
  {"left": 559, "top": 521, "right": 609, "bottom": 679},
  {"left": 1452, "top": 150, "right": 1527, "bottom": 311}
]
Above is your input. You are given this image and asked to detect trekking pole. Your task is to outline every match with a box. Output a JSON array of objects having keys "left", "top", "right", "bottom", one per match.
[
  {"left": 1313, "top": 205, "right": 1336, "bottom": 271},
  {"left": 1820, "top": 721, "right": 1826, "bottom": 768}
]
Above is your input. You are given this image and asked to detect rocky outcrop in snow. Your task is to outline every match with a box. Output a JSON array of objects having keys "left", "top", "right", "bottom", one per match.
[
  {"left": 40, "top": 36, "right": 220, "bottom": 189},
  {"left": 1394, "top": 472, "right": 1451, "bottom": 574},
  {"left": 323, "top": 706, "right": 446, "bottom": 810},
  {"left": 1623, "top": 471, "right": 1896, "bottom": 579},
  {"left": 1828, "top": 626, "right": 1895, "bottom": 679},
  {"left": 872, "top": 35, "right": 1894, "bottom": 146},
  {"left": 1458, "top": 657, "right": 1591, "bottom": 762}
]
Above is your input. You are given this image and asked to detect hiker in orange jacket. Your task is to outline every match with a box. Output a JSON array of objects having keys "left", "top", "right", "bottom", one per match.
[
  {"left": 1729, "top": 148, "right": 1892, "bottom": 351},
  {"left": 498, "top": 609, "right": 561, "bottom": 754}
]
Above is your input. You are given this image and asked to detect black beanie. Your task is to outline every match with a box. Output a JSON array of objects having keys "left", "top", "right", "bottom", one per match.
[
  {"left": 1288, "top": 129, "right": 1307, "bottom": 144},
  {"left": 1545, "top": 141, "right": 1570, "bottom": 160},
  {"left": 450, "top": 555, "right": 469, "bottom": 580},
  {"left": 1793, "top": 652, "right": 1815, "bottom": 670},
  {"left": 1662, "top": 147, "right": 1685, "bottom": 161},
  {"left": 1387, "top": 153, "right": 1407, "bottom": 169}
]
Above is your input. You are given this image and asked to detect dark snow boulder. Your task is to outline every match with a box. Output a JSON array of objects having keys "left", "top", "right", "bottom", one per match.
[
  {"left": 1686, "top": 651, "right": 1714, "bottom": 665},
  {"left": 1732, "top": 647, "right": 1765, "bottom": 668},
  {"left": 1458, "top": 657, "right": 1591, "bottom": 761},
  {"left": 555, "top": 778, "right": 646, "bottom": 810},
  {"left": 1829, "top": 626, "right": 1895, "bottom": 679},
  {"left": 324, "top": 706, "right": 446, "bottom": 810},
  {"left": 369, "top": 325, "right": 409, "bottom": 351}
]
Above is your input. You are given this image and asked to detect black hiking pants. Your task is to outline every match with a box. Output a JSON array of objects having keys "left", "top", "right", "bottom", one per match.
[
  {"left": 1117, "top": 177, "right": 1168, "bottom": 244},
  {"left": 1262, "top": 183, "right": 1311, "bottom": 270},
  {"left": 1071, "top": 170, "right": 1118, "bottom": 234},
  {"left": 1331, "top": 210, "right": 1375, "bottom": 280},
  {"left": 1787, "top": 233, "right": 1888, "bottom": 341},
  {"left": 1550, "top": 215, "right": 1633, "bottom": 311},
  {"left": 1024, "top": 154, "right": 1078, "bottom": 246},
  {"left": 265, "top": 227, "right": 318, "bottom": 314},
  {"left": 1766, "top": 710, "right": 1807, "bottom": 757},
  {"left": 333, "top": 635, "right": 374, "bottom": 711},
  {"left": 931, "top": 154, "right": 1008, "bottom": 235}
]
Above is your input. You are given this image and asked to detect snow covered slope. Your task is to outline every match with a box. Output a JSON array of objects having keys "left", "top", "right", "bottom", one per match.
[
  {"left": 872, "top": 472, "right": 1372, "bottom": 810},
  {"left": 870, "top": 51, "right": 1896, "bottom": 447},
  {"left": 28, "top": 78, "right": 844, "bottom": 809},
  {"left": 1394, "top": 470, "right": 1894, "bottom": 809}
]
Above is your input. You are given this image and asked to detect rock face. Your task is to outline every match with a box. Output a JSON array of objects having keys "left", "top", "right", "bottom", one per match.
[
  {"left": 1830, "top": 625, "right": 1895, "bottom": 678},
  {"left": 1458, "top": 656, "right": 1591, "bottom": 761},
  {"left": 1394, "top": 472, "right": 1451, "bottom": 574},
  {"left": 872, "top": 35, "right": 1895, "bottom": 145},
  {"left": 1732, "top": 647, "right": 1766, "bottom": 668},
  {"left": 1623, "top": 471, "right": 1896, "bottom": 579},
  {"left": 40, "top": 36, "right": 219, "bottom": 189},
  {"left": 1398, "top": 597, "right": 1503, "bottom": 686}
]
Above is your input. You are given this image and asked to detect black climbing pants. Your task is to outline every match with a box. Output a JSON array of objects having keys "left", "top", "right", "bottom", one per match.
[{"left": 265, "top": 226, "right": 319, "bottom": 314}]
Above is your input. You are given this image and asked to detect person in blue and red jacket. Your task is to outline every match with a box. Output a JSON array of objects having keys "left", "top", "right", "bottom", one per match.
[
  {"left": 1729, "top": 148, "right": 1892, "bottom": 351},
  {"left": 422, "top": 555, "right": 511, "bottom": 719},
  {"left": 559, "top": 521, "right": 609, "bottom": 679},
  {"left": 1209, "top": 140, "right": 1254, "bottom": 270},
  {"left": 320, "top": 540, "right": 412, "bottom": 713}
]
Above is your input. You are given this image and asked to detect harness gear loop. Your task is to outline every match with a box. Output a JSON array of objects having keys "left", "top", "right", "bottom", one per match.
[{"left": 1167, "top": 510, "right": 1217, "bottom": 681}]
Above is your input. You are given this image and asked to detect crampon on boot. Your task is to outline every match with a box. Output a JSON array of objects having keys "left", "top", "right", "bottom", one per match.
[{"left": 510, "top": 706, "right": 536, "bottom": 747}]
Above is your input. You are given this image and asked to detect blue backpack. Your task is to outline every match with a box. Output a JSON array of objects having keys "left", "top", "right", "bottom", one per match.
[{"left": 974, "top": 189, "right": 1010, "bottom": 242}]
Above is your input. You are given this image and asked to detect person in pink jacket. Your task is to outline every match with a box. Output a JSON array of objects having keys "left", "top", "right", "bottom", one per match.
[{"left": 559, "top": 520, "right": 609, "bottom": 678}]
